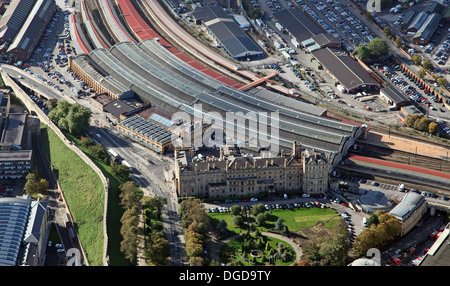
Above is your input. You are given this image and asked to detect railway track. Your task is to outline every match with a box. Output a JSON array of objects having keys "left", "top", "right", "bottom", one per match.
[{"left": 350, "top": 141, "right": 450, "bottom": 174}]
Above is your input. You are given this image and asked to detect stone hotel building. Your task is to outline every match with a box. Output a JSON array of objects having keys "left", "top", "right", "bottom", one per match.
[{"left": 174, "top": 142, "right": 330, "bottom": 199}]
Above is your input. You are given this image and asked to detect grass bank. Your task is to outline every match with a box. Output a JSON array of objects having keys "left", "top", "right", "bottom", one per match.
[{"left": 40, "top": 124, "right": 104, "bottom": 266}]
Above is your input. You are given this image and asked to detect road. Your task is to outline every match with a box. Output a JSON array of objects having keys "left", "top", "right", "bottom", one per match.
[{"left": 90, "top": 125, "right": 186, "bottom": 265}]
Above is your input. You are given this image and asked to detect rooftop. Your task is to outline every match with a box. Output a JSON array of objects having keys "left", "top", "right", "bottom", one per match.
[
  {"left": 312, "top": 47, "right": 379, "bottom": 91},
  {"left": 389, "top": 192, "right": 426, "bottom": 221},
  {"left": 273, "top": 9, "right": 324, "bottom": 42}
]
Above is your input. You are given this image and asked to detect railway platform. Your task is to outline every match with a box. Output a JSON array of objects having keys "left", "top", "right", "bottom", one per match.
[{"left": 362, "top": 131, "right": 450, "bottom": 160}]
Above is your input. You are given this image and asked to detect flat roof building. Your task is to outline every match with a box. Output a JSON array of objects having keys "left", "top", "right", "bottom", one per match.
[{"left": 1, "top": 112, "right": 27, "bottom": 150}]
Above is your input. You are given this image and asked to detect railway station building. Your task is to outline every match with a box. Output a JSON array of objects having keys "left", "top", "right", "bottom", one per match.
[{"left": 69, "top": 39, "right": 367, "bottom": 194}]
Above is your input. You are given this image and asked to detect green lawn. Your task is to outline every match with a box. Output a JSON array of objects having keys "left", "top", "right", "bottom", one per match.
[
  {"left": 41, "top": 125, "right": 105, "bottom": 266},
  {"left": 209, "top": 207, "right": 340, "bottom": 235}
]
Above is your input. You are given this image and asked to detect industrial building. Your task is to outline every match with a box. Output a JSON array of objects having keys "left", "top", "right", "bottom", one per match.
[
  {"left": 0, "top": 0, "right": 56, "bottom": 61},
  {"left": 412, "top": 13, "right": 442, "bottom": 45},
  {"left": 312, "top": 47, "right": 380, "bottom": 94},
  {"left": 379, "top": 86, "right": 411, "bottom": 108},
  {"left": 273, "top": 9, "right": 380, "bottom": 94},
  {"left": 190, "top": 6, "right": 263, "bottom": 60}
]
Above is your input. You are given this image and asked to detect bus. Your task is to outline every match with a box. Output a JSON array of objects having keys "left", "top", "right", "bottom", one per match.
[
  {"left": 121, "top": 160, "right": 132, "bottom": 172},
  {"left": 107, "top": 149, "right": 119, "bottom": 162}
]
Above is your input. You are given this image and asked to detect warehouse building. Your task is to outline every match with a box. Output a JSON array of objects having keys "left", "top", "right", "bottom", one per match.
[
  {"left": 190, "top": 6, "right": 263, "bottom": 60},
  {"left": 379, "top": 86, "right": 411, "bottom": 108},
  {"left": 412, "top": 13, "right": 442, "bottom": 45},
  {"left": 273, "top": 8, "right": 324, "bottom": 42},
  {"left": 312, "top": 47, "right": 380, "bottom": 94},
  {"left": 3, "top": 0, "right": 56, "bottom": 61}
]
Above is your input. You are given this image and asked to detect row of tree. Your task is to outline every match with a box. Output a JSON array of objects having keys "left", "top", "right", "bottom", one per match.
[
  {"left": 180, "top": 198, "right": 209, "bottom": 266},
  {"left": 143, "top": 196, "right": 168, "bottom": 266},
  {"left": 352, "top": 210, "right": 401, "bottom": 257},
  {"left": 404, "top": 114, "right": 439, "bottom": 134},
  {"left": 118, "top": 181, "right": 141, "bottom": 263}
]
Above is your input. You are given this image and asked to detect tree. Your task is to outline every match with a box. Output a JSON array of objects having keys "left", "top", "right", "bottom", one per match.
[
  {"left": 357, "top": 44, "right": 371, "bottom": 60},
  {"left": 233, "top": 215, "right": 244, "bottom": 227},
  {"left": 25, "top": 172, "right": 39, "bottom": 196},
  {"left": 119, "top": 181, "right": 140, "bottom": 209},
  {"left": 414, "top": 117, "right": 429, "bottom": 132},
  {"left": 411, "top": 54, "right": 422, "bottom": 66},
  {"left": 142, "top": 196, "right": 167, "bottom": 211},
  {"left": 383, "top": 26, "right": 392, "bottom": 38},
  {"left": 422, "top": 59, "right": 434, "bottom": 70},
  {"left": 395, "top": 37, "right": 403, "bottom": 48},
  {"left": 367, "top": 38, "right": 390, "bottom": 58},
  {"left": 255, "top": 212, "right": 268, "bottom": 226},
  {"left": 230, "top": 205, "right": 242, "bottom": 216},
  {"left": 274, "top": 218, "right": 285, "bottom": 231},
  {"left": 428, "top": 122, "right": 438, "bottom": 134},
  {"left": 145, "top": 233, "right": 169, "bottom": 266},
  {"left": 88, "top": 144, "right": 108, "bottom": 162},
  {"left": 418, "top": 68, "right": 426, "bottom": 79},
  {"left": 48, "top": 101, "right": 91, "bottom": 135},
  {"left": 37, "top": 179, "right": 49, "bottom": 195},
  {"left": 437, "top": 77, "right": 448, "bottom": 87},
  {"left": 216, "top": 219, "right": 229, "bottom": 236},
  {"left": 111, "top": 162, "right": 130, "bottom": 181},
  {"left": 252, "top": 204, "right": 266, "bottom": 216},
  {"left": 405, "top": 114, "right": 421, "bottom": 128},
  {"left": 80, "top": 137, "right": 94, "bottom": 148}
]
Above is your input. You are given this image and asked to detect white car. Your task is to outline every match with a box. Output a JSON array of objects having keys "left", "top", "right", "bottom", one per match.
[
  {"left": 250, "top": 198, "right": 258, "bottom": 202},
  {"left": 302, "top": 194, "right": 310, "bottom": 198}
]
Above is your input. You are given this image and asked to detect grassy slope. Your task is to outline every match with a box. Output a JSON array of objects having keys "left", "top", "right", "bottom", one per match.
[{"left": 41, "top": 125, "right": 105, "bottom": 266}]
